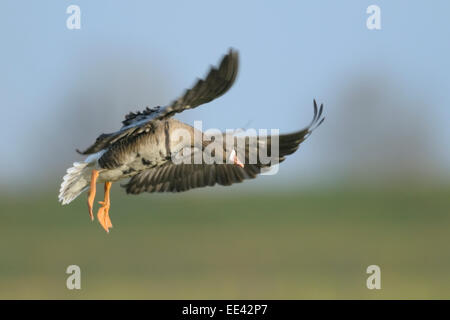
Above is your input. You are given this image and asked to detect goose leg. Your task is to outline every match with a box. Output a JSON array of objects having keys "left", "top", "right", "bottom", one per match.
[
  {"left": 87, "top": 169, "right": 99, "bottom": 221},
  {"left": 97, "top": 181, "right": 113, "bottom": 233}
]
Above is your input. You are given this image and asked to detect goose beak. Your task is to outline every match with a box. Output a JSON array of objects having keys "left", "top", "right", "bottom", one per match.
[
  {"left": 234, "top": 157, "right": 244, "bottom": 168},
  {"left": 229, "top": 149, "right": 244, "bottom": 168}
]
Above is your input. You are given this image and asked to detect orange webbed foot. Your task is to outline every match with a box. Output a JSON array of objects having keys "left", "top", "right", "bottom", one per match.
[
  {"left": 97, "top": 201, "right": 113, "bottom": 233},
  {"left": 97, "top": 181, "right": 113, "bottom": 233}
]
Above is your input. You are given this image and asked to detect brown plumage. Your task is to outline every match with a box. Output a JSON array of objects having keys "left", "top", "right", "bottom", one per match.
[
  {"left": 124, "top": 102, "right": 324, "bottom": 194},
  {"left": 59, "top": 48, "right": 325, "bottom": 233},
  {"left": 77, "top": 49, "right": 239, "bottom": 155}
]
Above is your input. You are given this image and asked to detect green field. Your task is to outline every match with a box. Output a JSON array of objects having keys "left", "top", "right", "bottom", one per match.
[{"left": 1, "top": 185, "right": 449, "bottom": 299}]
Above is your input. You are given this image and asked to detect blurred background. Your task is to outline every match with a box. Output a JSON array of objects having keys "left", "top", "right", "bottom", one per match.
[{"left": 0, "top": 0, "right": 449, "bottom": 299}]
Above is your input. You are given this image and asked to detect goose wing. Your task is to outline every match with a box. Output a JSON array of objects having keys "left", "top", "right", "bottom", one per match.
[
  {"left": 77, "top": 49, "right": 239, "bottom": 155},
  {"left": 153, "top": 48, "right": 239, "bottom": 121},
  {"left": 123, "top": 101, "right": 324, "bottom": 194}
]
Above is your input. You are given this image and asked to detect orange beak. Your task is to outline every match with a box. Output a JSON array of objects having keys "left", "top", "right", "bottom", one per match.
[
  {"left": 230, "top": 149, "right": 244, "bottom": 168},
  {"left": 234, "top": 156, "right": 244, "bottom": 168}
]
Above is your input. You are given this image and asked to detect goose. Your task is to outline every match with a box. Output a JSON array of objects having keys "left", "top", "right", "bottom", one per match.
[{"left": 58, "top": 49, "right": 325, "bottom": 233}]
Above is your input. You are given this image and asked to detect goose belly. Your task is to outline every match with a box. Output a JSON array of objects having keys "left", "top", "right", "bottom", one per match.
[{"left": 99, "top": 148, "right": 168, "bottom": 182}]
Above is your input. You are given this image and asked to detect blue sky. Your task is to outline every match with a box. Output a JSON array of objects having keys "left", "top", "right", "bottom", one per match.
[{"left": 1, "top": 0, "right": 449, "bottom": 188}]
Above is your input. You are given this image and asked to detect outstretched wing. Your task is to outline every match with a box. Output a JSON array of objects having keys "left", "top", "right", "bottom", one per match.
[
  {"left": 123, "top": 101, "right": 324, "bottom": 194},
  {"left": 154, "top": 48, "right": 239, "bottom": 120},
  {"left": 77, "top": 49, "right": 239, "bottom": 155}
]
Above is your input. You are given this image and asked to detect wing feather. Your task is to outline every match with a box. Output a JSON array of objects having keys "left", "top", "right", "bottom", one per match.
[
  {"left": 77, "top": 49, "right": 239, "bottom": 155},
  {"left": 123, "top": 101, "right": 325, "bottom": 194}
]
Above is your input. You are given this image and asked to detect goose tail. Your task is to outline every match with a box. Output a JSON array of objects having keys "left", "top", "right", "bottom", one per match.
[
  {"left": 58, "top": 150, "right": 106, "bottom": 205},
  {"left": 58, "top": 161, "right": 91, "bottom": 205}
]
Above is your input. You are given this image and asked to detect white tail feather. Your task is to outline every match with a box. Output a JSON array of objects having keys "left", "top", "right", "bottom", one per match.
[
  {"left": 58, "top": 150, "right": 106, "bottom": 205},
  {"left": 58, "top": 162, "right": 91, "bottom": 205}
]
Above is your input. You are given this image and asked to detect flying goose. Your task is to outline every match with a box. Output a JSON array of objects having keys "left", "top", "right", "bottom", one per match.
[{"left": 59, "top": 49, "right": 324, "bottom": 232}]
